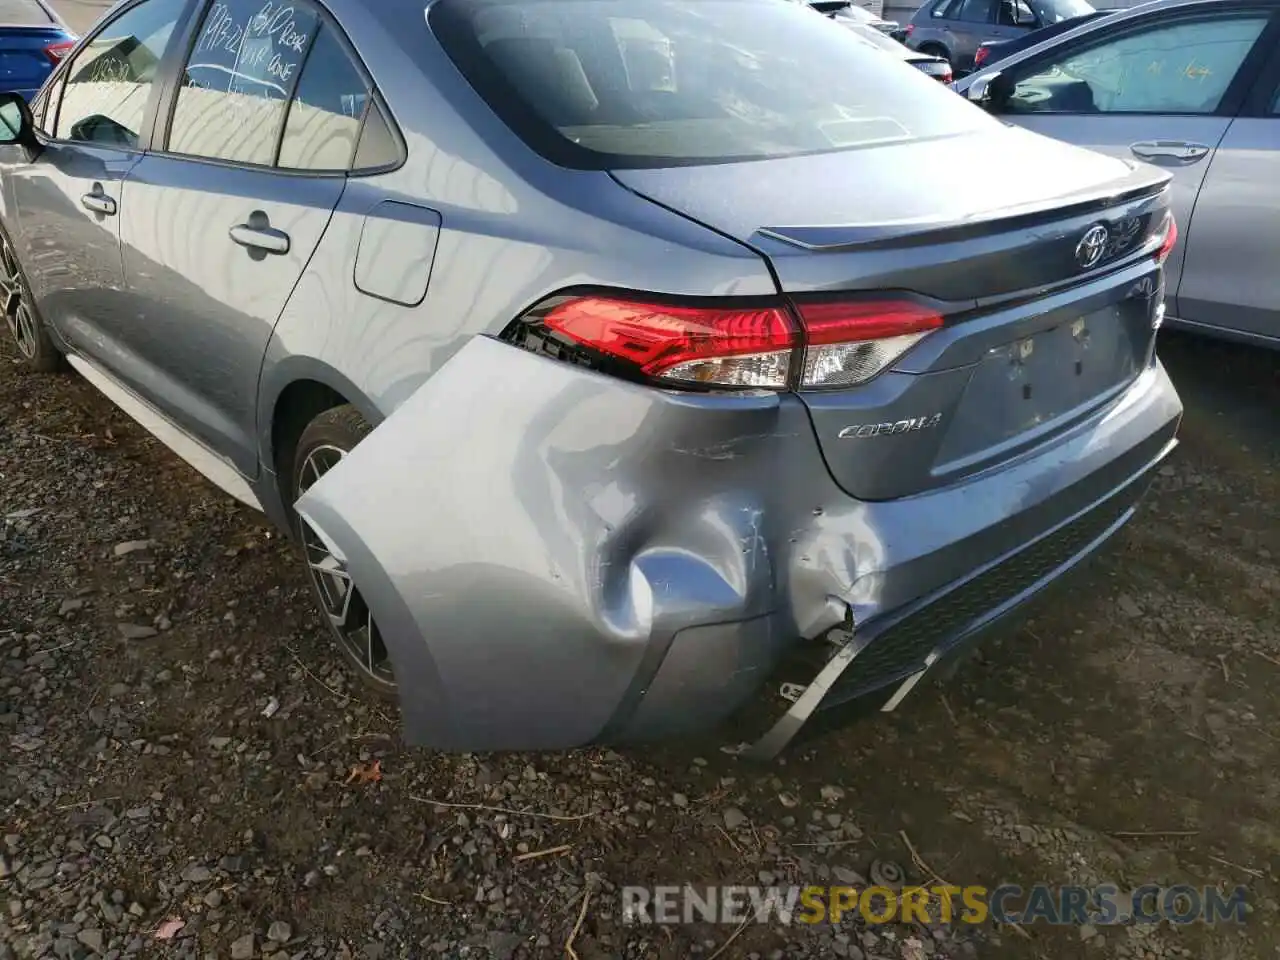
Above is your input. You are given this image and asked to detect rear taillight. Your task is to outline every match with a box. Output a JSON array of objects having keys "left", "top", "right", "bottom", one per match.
[
  {"left": 1154, "top": 212, "right": 1177, "bottom": 265},
  {"left": 973, "top": 46, "right": 989, "bottom": 67},
  {"left": 939, "top": 65, "right": 953, "bottom": 83},
  {"left": 44, "top": 40, "right": 75, "bottom": 63},
  {"left": 904, "top": 23, "right": 914, "bottom": 34},
  {"left": 795, "top": 299, "right": 942, "bottom": 389},
  {"left": 517, "top": 294, "right": 942, "bottom": 390},
  {"left": 542, "top": 297, "right": 798, "bottom": 388}
]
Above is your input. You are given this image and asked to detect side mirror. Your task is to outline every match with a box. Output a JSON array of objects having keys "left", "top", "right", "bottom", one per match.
[
  {"left": 966, "top": 71, "right": 1012, "bottom": 110},
  {"left": 0, "top": 92, "right": 38, "bottom": 150}
]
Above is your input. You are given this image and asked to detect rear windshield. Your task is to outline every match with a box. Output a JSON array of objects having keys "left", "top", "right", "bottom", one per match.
[
  {"left": 0, "top": 0, "right": 52, "bottom": 25},
  {"left": 429, "top": 0, "right": 993, "bottom": 169}
]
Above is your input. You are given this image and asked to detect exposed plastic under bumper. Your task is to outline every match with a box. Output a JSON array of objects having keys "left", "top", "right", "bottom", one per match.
[{"left": 295, "top": 337, "right": 1182, "bottom": 752}]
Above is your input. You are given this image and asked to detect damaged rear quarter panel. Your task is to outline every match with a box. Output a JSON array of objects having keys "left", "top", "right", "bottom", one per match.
[{"left": 294, "top": 337, "right": 848, "bottom": 751}]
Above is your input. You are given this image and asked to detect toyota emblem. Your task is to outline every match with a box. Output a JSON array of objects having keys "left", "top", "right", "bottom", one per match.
[{"left": 1075, "top": 224, "right": 1109, "bottom": 269}]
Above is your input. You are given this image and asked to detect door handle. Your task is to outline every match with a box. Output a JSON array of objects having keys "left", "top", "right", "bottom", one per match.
[
  {"left": 229, "top": 222, "right": 290, "bottom": 255},
  {"left": 80, "top": 191, "right": 116, "bottom": 216},
  {"left": 1129, "top": 140, "right": 1210, "bottom": 162}
]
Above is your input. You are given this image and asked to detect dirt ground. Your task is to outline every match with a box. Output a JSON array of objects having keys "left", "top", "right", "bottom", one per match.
[{"left": 2, "top": 328, "right": 1277, "bottom": 960}]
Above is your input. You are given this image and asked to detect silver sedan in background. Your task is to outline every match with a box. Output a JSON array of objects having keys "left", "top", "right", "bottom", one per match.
[{"left": 957, "top": 0, "right": 1280, "bottom": 349}]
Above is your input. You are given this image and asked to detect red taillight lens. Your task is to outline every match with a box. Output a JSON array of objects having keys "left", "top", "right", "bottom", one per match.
[
  {"left": 542, "top": 297, "right": 800, "bottom": 388},
  {"left": 1155, "top": 212, "right": 1177, "bottom": 265},
  {"left": 44, "top": 40, "right": 75, "bottom": 63},
  {"left": 530, "top": 294, "right": 942, "bottom": 390},
  {"left": 974, "top": 47, "right": 989, "bottom": 67},
  {"left": 939, "top": 66, "right": 953, "bottom": 83}
]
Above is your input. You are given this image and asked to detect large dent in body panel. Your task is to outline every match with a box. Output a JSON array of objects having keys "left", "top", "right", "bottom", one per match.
[
  {"left": 294, "top": 340, "right": 1182, "bottom": 751},
  {"left": 294, "top": 337, "right": 811, "bottom": 751}
]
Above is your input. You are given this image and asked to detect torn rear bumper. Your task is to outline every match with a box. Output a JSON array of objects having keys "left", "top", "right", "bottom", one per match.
[{"left": 295, "top": 337, "right": 1181, "bottom": 752}]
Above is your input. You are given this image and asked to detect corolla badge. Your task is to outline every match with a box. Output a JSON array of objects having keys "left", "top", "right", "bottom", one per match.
[
  {"left": 1075, "top": 224, "right": 1110, "bottom": 269},
  {"left": 838, "top": 413, "right": 943, "bottom": 439}
]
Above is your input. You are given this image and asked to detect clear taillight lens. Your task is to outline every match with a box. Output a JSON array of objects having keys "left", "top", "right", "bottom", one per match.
[
  {"left": 795, "top": 300, "right": 943, "bottom": 388},
  {"left": 517, "top": 293, "right": 942, "bottom": 391}
]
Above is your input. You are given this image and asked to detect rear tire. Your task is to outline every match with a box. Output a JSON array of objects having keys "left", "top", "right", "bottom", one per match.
[
  {"left": 289, "top": 405, "right": 397, "bottom": 700},
  {"left": 918, "top": 42, "right": 952, "bottom": 64},
  {"left": 0, "top": 227, "right": 66, "bottom": 373}
]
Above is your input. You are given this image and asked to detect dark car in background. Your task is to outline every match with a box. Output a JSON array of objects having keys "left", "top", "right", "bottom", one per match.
[
  {"left": 903, "top": 0, "right": 1095, "bottom": 69},
  {"left": 972, "top": 7, "right": 1109, "bottom": 69},
  {"left": 0, "top": 0, "right": 74, "bottom": 100}
]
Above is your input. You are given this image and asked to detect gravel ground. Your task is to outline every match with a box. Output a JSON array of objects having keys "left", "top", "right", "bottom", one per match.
[{"left": 2, "top": 329, "right": 1278, "bottom": 960}]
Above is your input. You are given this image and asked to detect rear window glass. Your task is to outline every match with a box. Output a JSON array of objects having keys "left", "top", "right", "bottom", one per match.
[
  {"left": 1030, "top": 0, "right": 1094, "bottom": 23},
  {"left": 430, "top": 0, "right": 993, "bottom": 169}
]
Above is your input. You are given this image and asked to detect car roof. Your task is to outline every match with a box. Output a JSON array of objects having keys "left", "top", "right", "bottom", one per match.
[{"left": 0, "top": 0, "right": 53, "bottom": 26}]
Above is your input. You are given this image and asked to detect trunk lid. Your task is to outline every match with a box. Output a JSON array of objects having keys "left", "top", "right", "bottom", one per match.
[{"left": 613, "top": 125, "right": 1172, "bottom": 500}]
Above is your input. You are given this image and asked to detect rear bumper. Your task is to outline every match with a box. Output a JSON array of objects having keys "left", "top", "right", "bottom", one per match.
[{"left": 295, "top": 338, "right": 1181, "bottom": 752}]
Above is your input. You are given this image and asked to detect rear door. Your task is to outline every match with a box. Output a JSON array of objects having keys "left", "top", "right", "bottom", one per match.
[
  {"left": 117, "top": 0, "right": 370, "bottom": 477},
  {"left": 1175, "top": 44, "right": 1280, "bottom": 344},
  {"left": 985, "top": 4, "right": 1279, "bottom": 318}
]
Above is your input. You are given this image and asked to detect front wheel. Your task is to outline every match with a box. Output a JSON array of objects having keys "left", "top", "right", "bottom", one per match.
[
  {"left": 0, "top": 228, "right": 65, "bottom": 372},
  {"left": 290, "top": 406, "right": 397, "bottom": 698}
]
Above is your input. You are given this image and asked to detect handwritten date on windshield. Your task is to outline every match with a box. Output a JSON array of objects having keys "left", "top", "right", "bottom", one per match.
[{"left": 196, "top": 0, "right": 313, "bottom": 85}]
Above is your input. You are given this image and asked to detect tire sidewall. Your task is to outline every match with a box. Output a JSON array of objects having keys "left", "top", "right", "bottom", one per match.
[{"left": 289, "top": 407, "right": 396, "bottom": 699}]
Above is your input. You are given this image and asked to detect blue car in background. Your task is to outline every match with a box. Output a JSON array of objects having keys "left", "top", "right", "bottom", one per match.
[{"left": 0, "top": 0, "right": 75, "bottom": 101}]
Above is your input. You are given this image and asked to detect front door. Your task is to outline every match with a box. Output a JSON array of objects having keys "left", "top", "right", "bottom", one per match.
[
  {"left": 1, "top": 0, "right": 188, "bottom": 360},
  {"left": 1176, "top": 65, "right": 1280, "bottom": 343},
  {"left": 989, "top": 9, "right": 1275, "bottom": 317},
  {"left": 117, "top": 0, "right": 364, "bottom": 477}
]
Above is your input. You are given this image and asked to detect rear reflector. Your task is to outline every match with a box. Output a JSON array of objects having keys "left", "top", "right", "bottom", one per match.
[
  {"left": 526, "top": 294, "right": 942, "bottom": 390},
  {"left": 44, "top": 40, "right": 75, "bottom": 63},
  {"left": 1155, "top": 212, "right": 1177, "bottom": 265}
]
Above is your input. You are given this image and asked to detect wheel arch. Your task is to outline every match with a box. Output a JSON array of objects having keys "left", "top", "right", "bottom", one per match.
[
  {"left": 256, "top": 358, "right": 386, "bottom": 525},
  {"left": 917, "top": 40, "right": 952, "bottom": 61}
]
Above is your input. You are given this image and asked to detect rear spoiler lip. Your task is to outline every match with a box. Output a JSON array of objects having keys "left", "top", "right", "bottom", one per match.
[{"left": 755, "top": 170, "right": 1172, "bottom": 252}]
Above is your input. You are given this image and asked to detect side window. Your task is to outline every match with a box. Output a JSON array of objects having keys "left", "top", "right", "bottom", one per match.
[
  {"left": 955, "top": 0, "right": 995, "bottom": 24},
  {"left": 54, "top": 0, "right": 187, "bottom": 147},
  {"left": 997, "top": 0, "right": 1036, "bottom": 27},
  {"left": 167, "top": 0, "right": 319, "bottom": 165},
  {"left": 277, "top": 23, "right": 367, "bottom": 170},
  {"left": 352, "top": 101, "right": 400, "bottom": 170},
  {"left": 1004, "top": 16, "right": 1268, "bottom": 115},
  {"left": 931, "top": 0, "right": 958, "bottom": 18}
]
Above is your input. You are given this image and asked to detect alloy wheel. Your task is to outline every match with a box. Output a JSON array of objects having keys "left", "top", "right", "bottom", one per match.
[
  {"left": 296, "top": 444, "right": 395, "bottom": 687},
  {"left": 0, "top": 235, "right": 37, "bottom": 360}
]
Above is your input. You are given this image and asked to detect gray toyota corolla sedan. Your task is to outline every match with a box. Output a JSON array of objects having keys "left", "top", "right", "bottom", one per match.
[{"left": 0, "top": 0, "right": 1182, "bottom": 757}]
